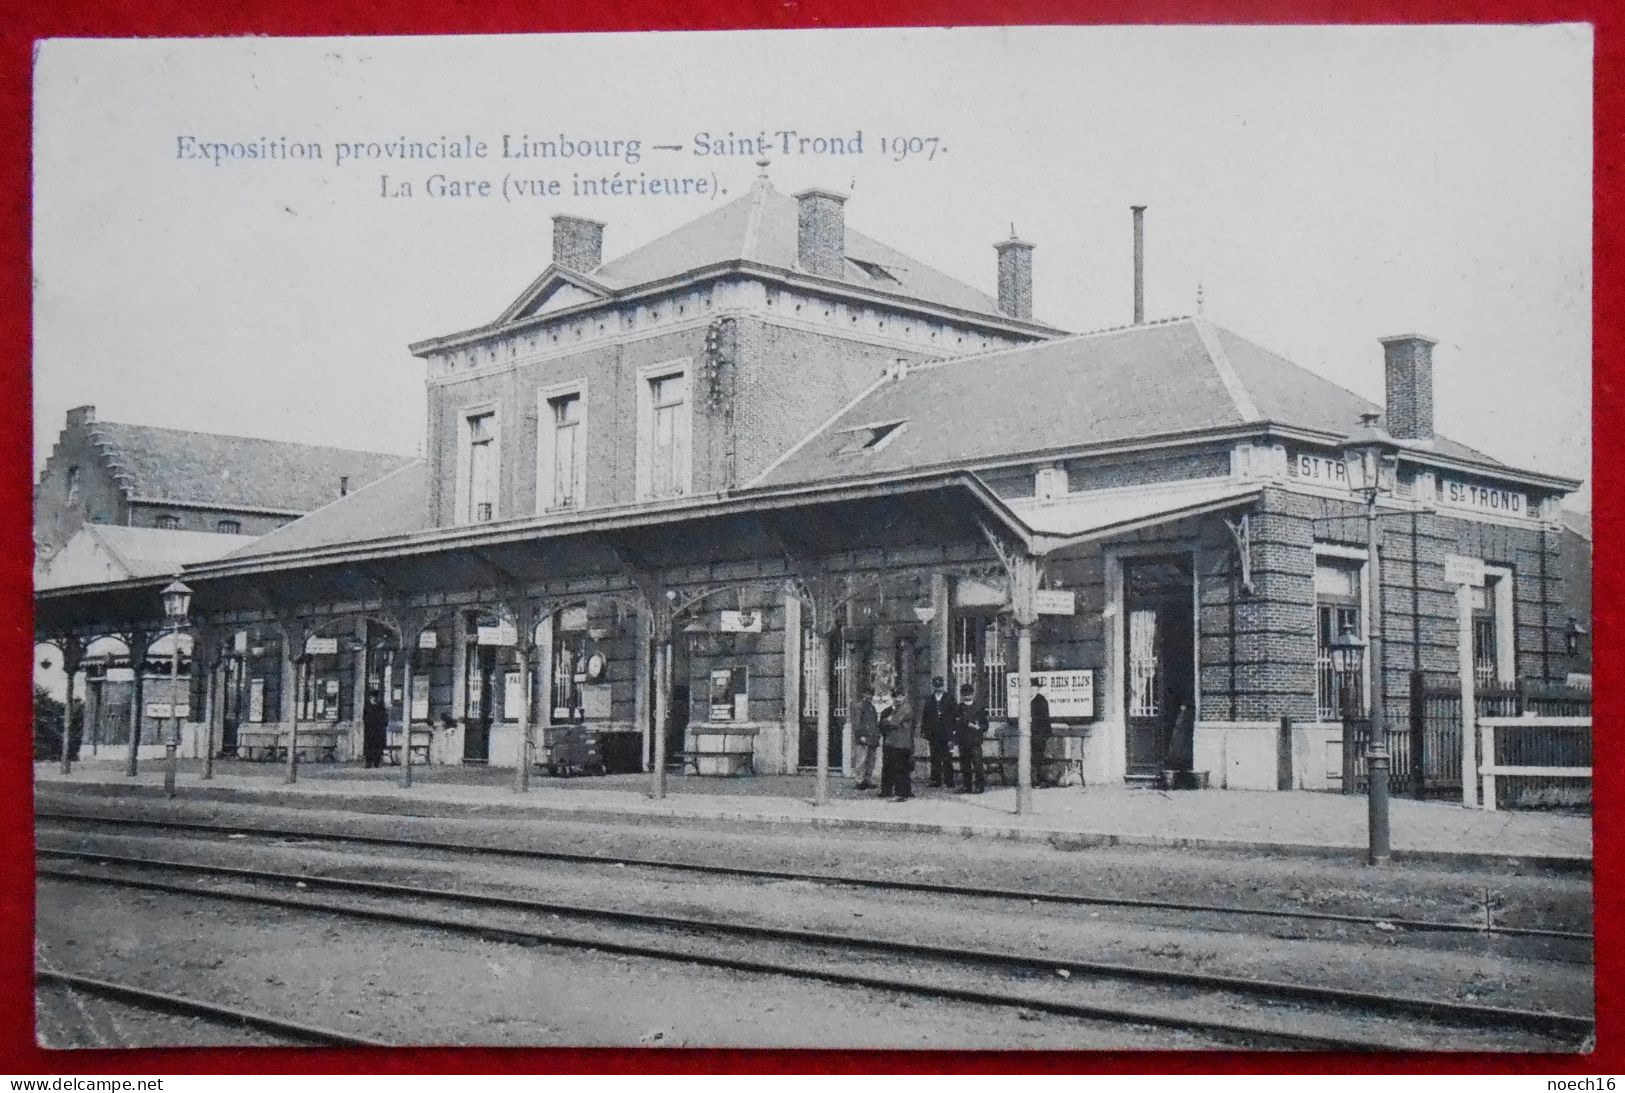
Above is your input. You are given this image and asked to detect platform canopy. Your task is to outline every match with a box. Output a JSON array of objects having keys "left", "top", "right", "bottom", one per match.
[
  {"left": 1011, "top": 480, "right": 1264, "bottom": 554},
  {"left": 34, "top": 471, "right": 1035, "bottom": 637}
]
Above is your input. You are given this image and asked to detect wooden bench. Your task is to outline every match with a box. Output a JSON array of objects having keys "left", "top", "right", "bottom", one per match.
[
  {"left": 675, "top": 751, "right": 754, "bottom": 776},
  {"left": 911, "top": 750, "right": 1017, "bottom": 785},
  {"left": 234, "top": 728, "right": 341, "bottom": 762},
  {"left": 235, "top": 730, "right": 283, "bottom": 762},
  {"left": 382, "top": 728, "right": 433, "bottom": 766},
  {"left": 382, "top": 742, "right": 432, "bottom": 765}
]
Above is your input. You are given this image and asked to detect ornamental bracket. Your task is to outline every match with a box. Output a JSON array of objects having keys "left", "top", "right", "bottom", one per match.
[{"left": 1224, "top": 513, "right": 1255, "bottom": 597}]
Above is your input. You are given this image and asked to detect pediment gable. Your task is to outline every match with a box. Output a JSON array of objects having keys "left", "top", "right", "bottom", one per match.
[{"left": 497, "top": 266, "right": 612, "bottom": 324}]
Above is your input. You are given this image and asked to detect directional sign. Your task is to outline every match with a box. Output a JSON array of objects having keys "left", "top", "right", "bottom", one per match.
[
  {"left": 477, "top": 622, "right": 517, "bottom": 646},
  {"left": 1034, "top": 590, "right": 1076, "bottom": 616}
]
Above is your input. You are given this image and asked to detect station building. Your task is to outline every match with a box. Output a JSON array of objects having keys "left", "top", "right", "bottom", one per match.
[
  {"left": 33, "top": 411, "right": 411, "bottom": 755},
  {"left": 34, "top": 174, "right": 1583, "bottom": 796}
]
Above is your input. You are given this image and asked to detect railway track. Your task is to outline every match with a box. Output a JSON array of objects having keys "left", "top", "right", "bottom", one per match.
[
  {"left": 36, "top": 966, "right": 387, "bottom": 1047},
  {"left": 37, "top": 846, "right": 1593, "bottom": 1052},
  {"left": 34, "top": 808, "right": 1592, "bottom": 943}
]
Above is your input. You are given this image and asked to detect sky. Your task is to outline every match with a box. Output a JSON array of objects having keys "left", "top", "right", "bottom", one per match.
[{"left": 31, "top": 26, "right": 1593, "bottom": 508}]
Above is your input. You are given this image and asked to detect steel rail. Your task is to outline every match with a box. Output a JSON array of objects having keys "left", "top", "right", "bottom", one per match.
[
  {"left": 37, "top": 862, "right": 1444, "bottom": 1053},
  {"left": 35, "top": 809, "right": 1592, "bottom": 943},
  {"left": 39, "top": 849, "right": 1593, "bottom": 1045},
  {"left": 36, "top": 967, "right": 390, "bottom": 1047}
]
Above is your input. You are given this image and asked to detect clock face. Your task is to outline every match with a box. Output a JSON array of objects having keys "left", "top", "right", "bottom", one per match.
[{"left": 585, "top": 652, "right": 606, "bottom": 681}]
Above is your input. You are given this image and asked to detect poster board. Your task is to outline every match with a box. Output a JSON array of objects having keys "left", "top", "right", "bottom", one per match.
[
  {"left": 709, "top": 666, "right": 748, "bottom": 721},
  {"left": 581, "top": 684, "right": 612, "bottom": 720},
  {"left": 410, "top": 675, "right": 430, "bottom": 720},
  {"left": 1005, "top": 669, "right": 1097, "bottom": 720},
  {"left": 503, "top": 670, "right": 523, "bottom": 720},
  {"left": 248, "top": 678, "right": 265, "bottom": 722}
]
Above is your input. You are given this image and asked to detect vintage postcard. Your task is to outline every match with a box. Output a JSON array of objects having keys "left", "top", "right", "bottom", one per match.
[{"left": 30, "top": 27, "right": 1592, "bottom": 1054}]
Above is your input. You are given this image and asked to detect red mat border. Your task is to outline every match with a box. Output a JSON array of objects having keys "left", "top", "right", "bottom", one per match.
[{"left": 0, "top": 1, "right": 1614, "bottom": 1076}]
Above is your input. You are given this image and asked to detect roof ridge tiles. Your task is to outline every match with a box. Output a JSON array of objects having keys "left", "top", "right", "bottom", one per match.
[
  {"left": 93, "top": 418, "right": 409, "bottom": 460},
  {"left": 897, "top": 314, "right": 1200, "bottom": 380}
]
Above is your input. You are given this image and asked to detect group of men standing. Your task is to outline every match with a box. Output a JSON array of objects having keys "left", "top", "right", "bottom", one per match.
[{"left": 851, "top": 674, "right": 1054, "bottom": 801}]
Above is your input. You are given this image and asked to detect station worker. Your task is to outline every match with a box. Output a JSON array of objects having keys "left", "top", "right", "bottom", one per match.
[
  {"left": 953, "top": 683, "right": 987, "bottom": 794},
  {"left": 920, "top": 676, "right": 957, "bottom": 788}
]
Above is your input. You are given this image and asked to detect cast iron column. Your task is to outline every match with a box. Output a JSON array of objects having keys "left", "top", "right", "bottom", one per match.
[
  {"left": 1364, "top": 492, "right": 1389, "bottom": 863},
  {"left": 125, "top": 629, "right": 148, "bottom": 777},
  {"left": 164, "top": 620, "right": 182, "bottom": 799}
]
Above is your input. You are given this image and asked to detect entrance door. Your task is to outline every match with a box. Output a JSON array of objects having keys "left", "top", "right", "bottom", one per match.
[
  {"left": 950, "top": 614, "right": 1007, "bottom": 723},
  {"left": 648, "top": 639, "right": 692, "bottom": 768},
  {"left": 221, "top": 657, "right": 243, "bottom": 755},
  {"left": 1122, "top": 555, "right": 1195, "bottom": 777},
  {"left": 463, "top": 643, "right": 495, "bottom": 763},
  {"left": 798, "top": 624, "right": 848, "bottom": 769}
]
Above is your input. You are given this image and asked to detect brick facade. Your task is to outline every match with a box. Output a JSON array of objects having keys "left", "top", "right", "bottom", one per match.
[
  {"left": 420, "top": 276, "right": 1039, "bottom": 527},
  {"left": 35, "top": 413, "right": 134, "bottom": 557}
]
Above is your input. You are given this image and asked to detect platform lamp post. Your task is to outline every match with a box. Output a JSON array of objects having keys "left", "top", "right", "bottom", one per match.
[
  {"left": 1342, "top": 413, "right": 1398, "bottom": 865},
  {"left": 160, "top": 579, "right": 193, "bottom": 800}
]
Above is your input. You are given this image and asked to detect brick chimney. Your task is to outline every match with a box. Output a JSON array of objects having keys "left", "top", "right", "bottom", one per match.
[
  {"left": 794, "top": 188, "right": 847, "bottom": 279},
  {"left": 995, "top": 231, "right": 1035, "bottom": 320},
  {"left": 1381, "top": 334, "right": 1438, "bottom": 441},
  {"left": 66, "top": 405, "right": 95, "bottom": 427},
  {"left": 552, "top": 214, "right": 605, "bottom": 273}
]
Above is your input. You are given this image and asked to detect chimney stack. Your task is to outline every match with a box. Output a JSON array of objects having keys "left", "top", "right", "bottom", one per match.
[
  {"left": 794, "top": 188, "right": 848, "bottom": 279},
  {"left": 1380, "top": 334, "right": 1438, "bottom": 441},
  {"left": 552, "top": 214, "right": 606, "bottom": 273},
  {"left": 66, "top": 405, "right": 95, "bottom": 427},
  {"left": 1131, "top": 205, "right": 1146, "bottom": 325},
  {"left": 339, "top": 475, "right": 350, "bottom": 498},
  {"left": 994, "top": 230, "right": 1035, "bottom": 320}
]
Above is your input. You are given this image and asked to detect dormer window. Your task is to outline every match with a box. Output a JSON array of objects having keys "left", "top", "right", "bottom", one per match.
[
  {"left": 849, "top": 257, "right": 900, "bottom": 283},
  {"left": 837, "top": 420, "right": 907, "bottom": 455},
  {"left": 155, "top": 514, "right": 180, "bottom": 530},
  {"left": 216, "top": 519, "right": 241, "bottom": 534}
]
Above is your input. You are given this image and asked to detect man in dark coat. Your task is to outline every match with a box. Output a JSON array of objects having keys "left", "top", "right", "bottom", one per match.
[
  {"left": 919, "top": 676, "right": 956, "bottom": 788},
  {"left": 362, "top": 690, "right": 388, "bottom": 768},
  {"left": 852, "top": 687, "right": 886, "bottom": 790},
  {"left": 878, "top": 697, "right": 915, "bottom": 801},
  {"left": 1030, "top": 680, "right": 1053, "bottom": 788},
  {"left": 953, "top": 682, "right": 986, "bottom": 794}
]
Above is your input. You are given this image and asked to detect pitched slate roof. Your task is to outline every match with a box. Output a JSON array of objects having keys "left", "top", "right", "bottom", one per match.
[
  {"left": 36, "top": 524, "right": 253, "bottom": 590},
  {"left": 1562, "top": 508, "right": 1591, "bottom": 541},
  {"left": 224, "top": 460, "right": 430, "bottom": 559},
  {"left": 495, "top": 179, "right": 1055, "bottom": 332},
  {"left": 752, "top": 316, "right": 1505, "bottom": 489},
  {"left": 87, "top": 420, "right": 413, "bottom": 514}
]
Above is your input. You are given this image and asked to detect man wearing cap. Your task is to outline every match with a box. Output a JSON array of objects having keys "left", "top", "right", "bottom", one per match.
[
  {"left": 952, "top": 682, "right": 987, "bottom": 794},
  {"left": 919, "top": 676, "right": 957, "bottom": 788}
]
